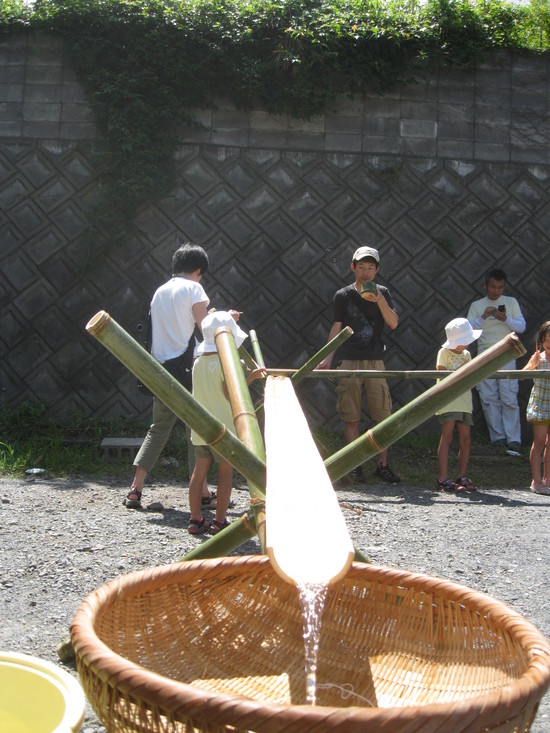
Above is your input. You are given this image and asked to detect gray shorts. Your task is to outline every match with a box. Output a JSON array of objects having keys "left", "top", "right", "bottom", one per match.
[{"left": 437, "top": 412, "right": 473, "bottom": 426}]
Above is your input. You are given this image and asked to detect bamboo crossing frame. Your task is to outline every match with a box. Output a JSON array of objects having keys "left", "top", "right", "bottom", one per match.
[{"left": 86, "top": 311, "right": 526, "bottom": 561}]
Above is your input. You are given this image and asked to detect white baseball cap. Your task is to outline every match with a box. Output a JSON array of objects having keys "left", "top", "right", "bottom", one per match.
[{"left": 352, "top": 246, "right": 379, "bottom": 264}]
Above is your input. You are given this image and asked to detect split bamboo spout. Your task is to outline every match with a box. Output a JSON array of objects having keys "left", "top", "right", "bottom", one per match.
[{"left": 264, "top": 376, "right": 354, "bottom": 586}]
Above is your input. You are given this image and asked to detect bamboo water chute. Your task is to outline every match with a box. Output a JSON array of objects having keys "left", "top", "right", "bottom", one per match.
[{"left": 86, "top": 311, "right": 525, "bottom": 561}]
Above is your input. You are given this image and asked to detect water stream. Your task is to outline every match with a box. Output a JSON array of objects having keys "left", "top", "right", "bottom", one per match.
[{"left": 298, "top": 581, "right": 329, "bottom": 705}]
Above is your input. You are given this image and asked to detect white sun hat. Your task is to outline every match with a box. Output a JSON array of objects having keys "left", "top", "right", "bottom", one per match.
[
  {"left": 442, "top": 317, "right": 482, "bottom": 349},
  {"left": 197, "top": 311, "right": 248, "bottom": 354}
]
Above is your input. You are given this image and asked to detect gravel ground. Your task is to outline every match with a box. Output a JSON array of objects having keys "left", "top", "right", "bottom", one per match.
[{"left": 1, "top": 472, "right": 549, "bottom": 732}]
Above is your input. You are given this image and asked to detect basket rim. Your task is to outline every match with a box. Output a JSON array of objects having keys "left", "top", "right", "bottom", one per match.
[{"left": 71, "top": 555, "right": 550, "bottom": 733}]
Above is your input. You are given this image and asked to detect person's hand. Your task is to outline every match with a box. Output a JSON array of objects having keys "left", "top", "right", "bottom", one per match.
[
  {"left": 493, "top": 307, "right": 507, "bottom": 322},
  {"left": 360, "top": 285, "right": 379, "bottom": 302},
  {"left": 483, "top": 306, "right": 497, "bottom": 319},
  {"left": 229, "top": 309, "right": 242, "bottom": 321},
  {"left": 246, "top": 366, "right": 267, "bottom": 384},
  {"left": 317, "top": 355, "right": 333, "bottom": 370},
  {"left": 523, "top": 349, "right": 541, "bottom": 370}
]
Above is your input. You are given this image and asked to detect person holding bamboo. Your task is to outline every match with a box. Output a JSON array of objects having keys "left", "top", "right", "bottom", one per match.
[
  {"left": 317, "top": 246, "right": 400, "bottom": 484},
  {"left": 188, "top": 311, "right": 266, "bottom": 534},
  {"left": 435, "top": 318, "right": 482, "bottom": 493},
  {"left": 522, "top": 321, "right": 550, "bottom": 496}
]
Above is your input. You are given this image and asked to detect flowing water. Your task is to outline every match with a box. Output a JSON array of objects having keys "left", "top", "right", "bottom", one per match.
[{"left": 298, "top": 582, "right": 329, "bottom": 705}]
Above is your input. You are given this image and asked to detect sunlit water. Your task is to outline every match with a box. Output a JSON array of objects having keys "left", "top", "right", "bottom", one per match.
[{"left": 298, "top": 582, "right": 329, "bottom": 705}]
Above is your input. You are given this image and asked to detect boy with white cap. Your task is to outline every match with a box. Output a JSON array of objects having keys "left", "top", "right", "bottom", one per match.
[
  {"left": 435, "top": 317, "right": 482, "bottom": 493},
  {"left": 318, "top": 245, "right": 400, "bottom": 484},
  {"left": 188, "top": 311, "right": 265, "bottom": 535}
]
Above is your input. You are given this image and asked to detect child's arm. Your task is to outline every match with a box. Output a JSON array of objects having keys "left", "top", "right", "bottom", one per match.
[
  {"left": 246, "top": 367, "right": 267, "bottom": 385},
  {"left": 523, "top": 350, "right": 541, "bottom": 371}
]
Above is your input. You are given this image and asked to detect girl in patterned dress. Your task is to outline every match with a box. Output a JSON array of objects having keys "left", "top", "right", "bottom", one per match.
[{"left": 523, "top": 321, "right": 550, "bottom": 496}]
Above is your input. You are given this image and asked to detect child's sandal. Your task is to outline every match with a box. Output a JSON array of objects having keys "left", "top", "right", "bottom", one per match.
[
  {"left": 436, "top": 478, "right": 458, "bottom": 492},
  {"left": 188, "top": 516, "right": 211, "bottom": 535},
  {"left": 211, "top": 518, "right": 231, "bottom": 535},
  {"left": 455, "top": 476, "right": 477, "bottom": 492}
]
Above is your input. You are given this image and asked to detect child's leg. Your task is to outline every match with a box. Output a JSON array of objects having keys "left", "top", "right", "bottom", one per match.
[
  {"left": 544, "top": 432, "right": 550, "bottom": 486},
  {"left": 437, "top": 420, "right": 455, "bottom": 481},
  {"left": 456, "top": 423, "right": 471, "bottom": 478},
  {"left": 189, "top": 456, "right": 212, "bottom": 521},
  {"left": 214, "top": 460, "right": 234, "bottom": 525},
  {"left": 529, "top": 424, "right": 547, "bottom": 488}
]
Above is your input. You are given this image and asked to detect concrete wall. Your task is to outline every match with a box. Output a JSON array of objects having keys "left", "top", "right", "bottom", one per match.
[{"left": 1, "top": 33, "right": 549, "bottom": 441}]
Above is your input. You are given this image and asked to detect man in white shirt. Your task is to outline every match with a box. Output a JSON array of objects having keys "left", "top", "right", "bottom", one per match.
[
  {"left": 124, "top": 243, "right": 210, "bottom": 508},
  {"left": 467, "top": 268, "right": 526, "bottom": 456}
]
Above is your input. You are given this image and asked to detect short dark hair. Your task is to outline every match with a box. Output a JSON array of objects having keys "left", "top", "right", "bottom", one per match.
[
  {"left": 172, "top": 243, "right": 209, "bottom": 275},
  {"left": 484, "top": 268, "right": 507, "bottom": 285},
  {"left": 538, "top": 321, "right": 550, "bottom": 347}
]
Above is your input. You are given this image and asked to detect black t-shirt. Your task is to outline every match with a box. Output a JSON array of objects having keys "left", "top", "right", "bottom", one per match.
[{"left": 332, "top": 284, "right": 395, "bottom": 361}]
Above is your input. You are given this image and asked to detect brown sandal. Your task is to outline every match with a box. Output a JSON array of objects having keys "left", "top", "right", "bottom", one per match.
[
  {"left": 188, "top": 516, "right": 211, "bottom": 535},
  {"left": 211, "top": 518, "right": 231, "bottom": 535},
  {"left": 123, "top": 489, "right": 142, "bottom": 509},
  {"left": 455, "top": 476, "right": 477, "bottom": 492}
]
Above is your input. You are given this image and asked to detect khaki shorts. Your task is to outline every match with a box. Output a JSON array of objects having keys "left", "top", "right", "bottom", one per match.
[{"left": 336, "top": 359, "right": 392, "bottom": 423}]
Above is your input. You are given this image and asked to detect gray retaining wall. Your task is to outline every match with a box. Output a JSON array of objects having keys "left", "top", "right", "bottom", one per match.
[{"left": 1, "top": 33, "right": 549, "bottom": 441}]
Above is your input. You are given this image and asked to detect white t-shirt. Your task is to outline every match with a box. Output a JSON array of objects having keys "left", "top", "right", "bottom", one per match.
[
  {"left": 467, "top": 295, "right": 526, "bottom": 353},
  {"left": 150, "top": 276, "right": 209, "bottom": 363}
]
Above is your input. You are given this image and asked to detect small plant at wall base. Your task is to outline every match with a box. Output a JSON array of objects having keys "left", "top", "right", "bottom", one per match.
[{"left": 1, "top": 0, "right": 549, "bottom": 225}]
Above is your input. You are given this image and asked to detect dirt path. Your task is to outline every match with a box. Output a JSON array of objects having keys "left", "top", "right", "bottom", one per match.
[{"left": 1, "top": 474, "right": 549, "bottom": 732}]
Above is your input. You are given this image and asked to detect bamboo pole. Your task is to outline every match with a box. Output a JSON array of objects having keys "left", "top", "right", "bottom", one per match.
[
  {"left": 211, "top": 326, "right": 267, "bottom": 550},
  {"left": 324, "top": 333, "right": 526, "bottom": 482},
  {"left": 266, "top": 368, "right": 547, "bottom": 380},
  {"left": 290, "top": 326, "right": 353, "bottom": 386},
  {"left": 254, "top": 326, "right": 353, "bottom": 421},
  {"left": 183, "top": 513, "right": 258, "bottom": 561},
  {"left": 249, "top": 329, "right": 265, "bottom": 368},
  {"left": 85, "top": 311, "right": 266, "bottom": 488}
]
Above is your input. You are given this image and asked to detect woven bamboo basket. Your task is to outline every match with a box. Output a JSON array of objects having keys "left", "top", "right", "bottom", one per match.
[{"left": 71, "top": 555, "right": 550, "bottom": 733}]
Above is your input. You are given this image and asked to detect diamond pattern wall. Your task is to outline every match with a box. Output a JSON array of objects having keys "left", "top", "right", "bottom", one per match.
[{"left": 2, "top": 139, "right": 549, "bottom": 438}]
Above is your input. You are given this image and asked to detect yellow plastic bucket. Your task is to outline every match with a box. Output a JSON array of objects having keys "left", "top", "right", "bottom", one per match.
[{"left": 0, "top": 651, "right": 85, "bottom": 733}]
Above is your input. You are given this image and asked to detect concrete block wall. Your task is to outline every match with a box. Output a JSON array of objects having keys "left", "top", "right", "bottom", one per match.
[
  {"left": 0, "top": 35, "right": 96, "bottom": 140},
  {"left": 183, "top": 53, "right": 549, "bottom": 164}
]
